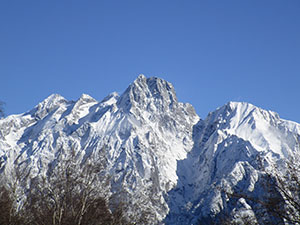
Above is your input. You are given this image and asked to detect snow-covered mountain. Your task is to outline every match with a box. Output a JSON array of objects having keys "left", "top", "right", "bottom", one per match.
[
  {"left": 165, "top": 101, "right": 300, "bottom": 224},
  {"left": 0, "top": 75, "right": 299, "bottom": 224}
]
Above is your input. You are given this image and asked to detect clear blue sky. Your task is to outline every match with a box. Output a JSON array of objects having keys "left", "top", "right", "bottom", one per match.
[{"left": 1, "top": 1, "right": 300, "bottom": 122}]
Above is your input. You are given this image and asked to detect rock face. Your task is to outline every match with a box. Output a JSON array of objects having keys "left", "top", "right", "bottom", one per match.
[{"left": 0, "top": 75, "right": 300, "bottom": 224}]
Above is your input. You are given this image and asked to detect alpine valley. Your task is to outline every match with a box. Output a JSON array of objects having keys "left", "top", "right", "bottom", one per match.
[{"left": 1, "top": 75, "right": 300, "bottom": 224}]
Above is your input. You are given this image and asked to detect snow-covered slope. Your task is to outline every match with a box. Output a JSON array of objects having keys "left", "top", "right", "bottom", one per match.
[
  {"left": 165, "top": 101, "right": 300, "bottom": 224},
  {"left": 0, "top": 75, "right": 299, "bottom": 224}
]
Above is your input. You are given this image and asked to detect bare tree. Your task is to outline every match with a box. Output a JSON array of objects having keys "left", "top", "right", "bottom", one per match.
[
  {"left": 0, "top": 101, "right": 5, "bottom": 118},
  {"left": 0, "top": 186, "right": 23, "bottom": 225},
  {"left": 0, "top": 145, "right": 121, "bottom": 225},
  {"left": 0, "top": 155, "right": 32, "bottom": 225},
  {"left": 109, "top": 187, "right": 155, "bottom": 225},
  {"left": 224, "top": 151, "right": 300, "bottom": 225},
  {"left": 262, "top": 155, "right": 300, "bottom": 224},
  {"left": 24, "top": 146, "right": 113, "bottom": 225}
]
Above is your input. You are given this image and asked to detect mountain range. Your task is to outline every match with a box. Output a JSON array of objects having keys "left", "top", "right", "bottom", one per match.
[{"left": 1, "top": 75, "right": 299, "bottom": 224}]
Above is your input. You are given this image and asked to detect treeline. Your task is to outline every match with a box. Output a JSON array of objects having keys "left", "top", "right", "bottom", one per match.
[
  {"left": 2, "top": 150, "right": 300, "bottom": 225},
  {"left": 0, "top": 147, "right": 130, "bottom": 225},
  {"left": 2, "top": 142, "right": 300, "bottom": 225}
]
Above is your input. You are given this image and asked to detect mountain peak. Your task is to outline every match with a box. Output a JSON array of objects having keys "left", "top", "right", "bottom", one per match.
[
  {"left": 134, "top": 74, "right": 147, "bottom": 84},
  {"left": 227, "top": 101, "right": 251, "bottom": 108},
  {"left": 211, "top": 101, "right": 272, "bottom": 120},
  {"left": 225, "top": 101, "right": 280, "bottom": 122},
  {"left": 43, "top": 93, "right": 66, "bottom": 104},
  {"left": 78, "top": 93, "right": 97, "bottom": 103},
  {"left": 117, "top": 75, "right": 178, "bottom": 112},
  {"left": 202, "top": 100, "right": 297, "bottom": 157},
  {"left": 31, "top": 94, "right": 67, "bottom": 119}
]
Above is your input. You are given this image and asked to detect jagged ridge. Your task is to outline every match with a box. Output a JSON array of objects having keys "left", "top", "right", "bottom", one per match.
[{"left": 0, "top": 75, "right": 300, "bottom": 224}]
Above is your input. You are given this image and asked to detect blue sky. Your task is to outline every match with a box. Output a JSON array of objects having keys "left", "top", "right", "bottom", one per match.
[{"left": 1, "top": 1, "right": 299, "bottom": 122}]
